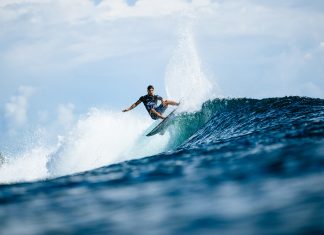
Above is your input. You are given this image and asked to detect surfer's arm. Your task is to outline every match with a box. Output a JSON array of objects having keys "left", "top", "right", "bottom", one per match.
[
  {"left": 122, "top": 99, "right": 141, "bottom": 112},
  {"left": 156, "top": 96, "right": 167, "bottom": 106},
  {"left": 157, "top": 95, "right": 164, "bottom": 103},
  {"left": 150, "top": 108, "right": 165, "bottom": 119}
]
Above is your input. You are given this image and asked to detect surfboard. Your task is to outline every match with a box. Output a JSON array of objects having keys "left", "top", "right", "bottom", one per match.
[{"left": 146, "top": 108, "right": 177, "bottom": 136}]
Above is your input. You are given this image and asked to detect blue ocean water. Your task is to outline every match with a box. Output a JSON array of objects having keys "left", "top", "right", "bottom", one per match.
[{"left": 1, "top": 96, "right": 324, "bottom": 234}]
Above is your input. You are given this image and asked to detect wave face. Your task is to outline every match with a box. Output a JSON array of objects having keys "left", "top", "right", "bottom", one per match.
[
  {"left": 1, "top": 96, "right": 324, "bottom": 234},
  {"left": 170, "top": 96, "right": 324, "bottom": 150}
]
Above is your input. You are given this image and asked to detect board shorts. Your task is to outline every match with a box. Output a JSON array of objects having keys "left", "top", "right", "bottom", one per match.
[{"left": 150, "top": 103, "right": 168, "bottom": 120}]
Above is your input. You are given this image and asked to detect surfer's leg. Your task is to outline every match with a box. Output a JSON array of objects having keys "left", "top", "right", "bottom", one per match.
[
  {"left": 150, "top": 113, "right": 159, "bottom": 120},
  {"left": 156, "top": 103, "right": 168, "bottom": 114},
  {"left": 164, "top": 100, "right": 179, "bottom": 106}
]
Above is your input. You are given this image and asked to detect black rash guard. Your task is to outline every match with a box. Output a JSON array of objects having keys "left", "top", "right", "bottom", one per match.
[{"left": 139, "top": 95, "right": 163, "bottom": 114}]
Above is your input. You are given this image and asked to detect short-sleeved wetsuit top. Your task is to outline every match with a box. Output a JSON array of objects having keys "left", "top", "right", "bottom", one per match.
[{"left": 139, "top": 95, "right": 163, "bottom": 114}]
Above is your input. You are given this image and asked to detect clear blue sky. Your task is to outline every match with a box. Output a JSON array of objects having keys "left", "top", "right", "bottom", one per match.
[{"left": 1, "top": 0, "right": 324, "bottom": 139}]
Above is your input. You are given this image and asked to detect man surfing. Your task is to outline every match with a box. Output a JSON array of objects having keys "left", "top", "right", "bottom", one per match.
[{"left": 122, "top": 85, "right": 179, "bottom": 120}]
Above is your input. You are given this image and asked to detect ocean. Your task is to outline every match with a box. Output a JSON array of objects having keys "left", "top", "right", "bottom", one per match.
[{"left": 1, "top": 96, "right": 323, "bottom": 234}]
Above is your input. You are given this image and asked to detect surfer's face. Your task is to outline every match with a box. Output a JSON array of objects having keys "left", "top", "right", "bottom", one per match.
[{"left": 148, "top": 88, "right": 154, "bottom": 96}]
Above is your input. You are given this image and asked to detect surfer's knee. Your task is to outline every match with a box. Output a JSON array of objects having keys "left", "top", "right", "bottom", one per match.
[{"left": 165, "top": 100, "right": 177, "bottom": 106}]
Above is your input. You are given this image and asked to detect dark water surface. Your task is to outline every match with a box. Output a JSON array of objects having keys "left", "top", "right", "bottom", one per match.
[{"left": 1, "top": 97, "right": 324, "bottom": 235}]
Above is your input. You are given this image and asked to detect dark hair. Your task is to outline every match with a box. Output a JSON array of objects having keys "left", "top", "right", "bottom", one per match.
[{"left": 147, "top": 85, "right": 154, "bottom": 90}]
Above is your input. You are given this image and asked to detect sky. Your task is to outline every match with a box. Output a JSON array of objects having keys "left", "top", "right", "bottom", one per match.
[{"left": 1, "top": 0, "right": 324, "bottom": 143}]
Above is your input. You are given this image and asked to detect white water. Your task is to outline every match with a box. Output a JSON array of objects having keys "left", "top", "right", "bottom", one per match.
[
  {"left": 0, "top": 21, "right": 215, "bottom": 184},
  {"left": 46, "top": 109, "right": 170, "bottom": 177},
  {"left": 0, "top": 109, "right": 170, "bottom": 184},
  {"left": 0, "top": 147, "right": 52, "bottom": 183}
]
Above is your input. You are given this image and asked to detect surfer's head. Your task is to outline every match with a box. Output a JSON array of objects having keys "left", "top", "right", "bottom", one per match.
[{"left": 147, "top": 85, "right": 154, "bottom": 96}]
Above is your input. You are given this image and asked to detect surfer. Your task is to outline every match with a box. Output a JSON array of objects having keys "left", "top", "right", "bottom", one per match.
[{"left": 122, "top": 85, "right": 179, "bottom": 120}]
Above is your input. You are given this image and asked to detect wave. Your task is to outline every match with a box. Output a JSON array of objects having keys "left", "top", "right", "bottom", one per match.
[
  {"left": 0, "top": 96, "right": 323, "bottom": 184},
  {"left": 167, "top": 96, "right": 324, "bottom": 149}
]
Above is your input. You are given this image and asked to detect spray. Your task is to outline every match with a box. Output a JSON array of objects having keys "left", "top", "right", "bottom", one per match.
[{"left": 165, "top": 20, "right": 215, "bottom": 112}]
